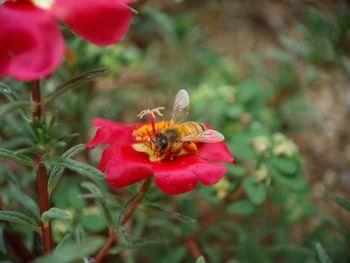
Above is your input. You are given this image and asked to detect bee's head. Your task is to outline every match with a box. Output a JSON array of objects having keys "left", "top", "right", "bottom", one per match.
[{"left": 153, "top": 133, "right": 169, "bottom": 154}]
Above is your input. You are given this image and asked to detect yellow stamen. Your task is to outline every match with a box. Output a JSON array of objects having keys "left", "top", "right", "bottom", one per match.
[{"left": 132, "top": 121, "right": 170, "bottom": 144}]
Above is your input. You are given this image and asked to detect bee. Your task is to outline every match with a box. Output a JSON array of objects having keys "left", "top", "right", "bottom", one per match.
[{"left": 153, "top": 89, "right": 224, "bottom": 159}]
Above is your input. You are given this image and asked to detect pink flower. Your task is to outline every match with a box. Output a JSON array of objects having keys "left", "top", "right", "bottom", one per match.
[
  {"left": 0, "top": 0, "right": 133, "bottom": 81},
  {"left": 87, "top": 118, "right": 235, "bottom": 195}
]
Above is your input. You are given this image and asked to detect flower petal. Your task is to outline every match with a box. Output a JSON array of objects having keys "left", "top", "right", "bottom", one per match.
[
  {"left": 87, "top": 118, "right": 138, "bottom": 148},
  {"left": 190, "top": 162, "right": 227, "bottom": 185},
  {"left": 198, "top": 142, "right": 235, "bottom": 164},
  {"left": 53, "top": 0, "right": 133, "bottom": 45},
  {"left": 97, "top": 145, "right": 115, "bottom": 171},
  {"left": 103, "top": 145, "right": 153, "bottom": 188},
  {"left": 0, "top": 3, "right": 64, "bottom": 80},
  {"left": 92, "top": 118, "right": 129, "bottom": 129},
  {"left": 153, "top": 157, "right": 200, "bottom": 195}
]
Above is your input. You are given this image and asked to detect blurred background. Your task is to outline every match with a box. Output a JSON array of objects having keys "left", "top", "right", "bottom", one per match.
[{"left": 1, "top": 0, "right": 350, "bottom": 262}]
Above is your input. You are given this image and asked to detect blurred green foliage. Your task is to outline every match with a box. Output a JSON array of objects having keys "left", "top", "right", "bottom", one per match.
[{"left": 1, "top": 3, "right": 350, "bottom": 263}]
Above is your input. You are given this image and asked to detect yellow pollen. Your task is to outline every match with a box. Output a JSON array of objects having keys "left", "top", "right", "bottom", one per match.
[
  {"left": 132, "top": 121, "right": 170, "bottom": 162},
  {"left": 132, "top": 121, "right": 170, "bottom": 143}
]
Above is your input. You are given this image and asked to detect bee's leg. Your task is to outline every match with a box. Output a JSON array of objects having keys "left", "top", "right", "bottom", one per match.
[
  {"left": 183, "top": 142, "right": 198, "bottom": 155},
  {"left": 163, "top": 148, "right": 174, "bottom": 160}
]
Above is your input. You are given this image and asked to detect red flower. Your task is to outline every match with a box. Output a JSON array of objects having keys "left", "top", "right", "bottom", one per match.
[
  {"left": 0, "top": 0, "right": 133, "bottom": 81},
  {"left": 87, "top": 118, "right": 235, "bottom": 195}
]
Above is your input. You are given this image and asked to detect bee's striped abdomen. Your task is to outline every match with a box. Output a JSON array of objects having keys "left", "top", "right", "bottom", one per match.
[{"left": 178, "top": 122, "right": 206, "bottom": 137}]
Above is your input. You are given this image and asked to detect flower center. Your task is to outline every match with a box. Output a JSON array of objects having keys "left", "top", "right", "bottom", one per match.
[
  {"left": 131, "top": 108, "right": 198, "bottom": 162},
  {"left": 132, "top": 121, "right": 171, "bottom": 162}
]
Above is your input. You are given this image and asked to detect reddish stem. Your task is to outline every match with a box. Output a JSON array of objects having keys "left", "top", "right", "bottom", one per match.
[
  {"left": 31, "top": 80, "right": 53, "bottom": 253},
  {"left": 121, "top": 177, "right": 152, "bottom": 225},
  {"left": 32, "top": 80, "right": 42, "bottom": 118},
  {"left": 94, "top": 228, "right": 117, "bottom": 263},
  {"left": 183, "top": 239, "right": 203, "bottom": 260},
  {"left": 4, "top": 231, "right": 34, "bottom": 262},
  {"left": 192, "top": 185, "right": 243, "bottom": 239},
  {"left": 182, "top": 185, "right": 244, "bottom": 259},
  {"left": 94, "top": 177, "right": 152, "bottom": 263}
]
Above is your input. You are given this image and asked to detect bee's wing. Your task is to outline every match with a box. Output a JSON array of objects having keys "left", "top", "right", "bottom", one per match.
[
  {"left": 170, "top": 89, "right": 190, "bottom": 124},
  {"left": 182, "top": 129, "right": 224, "bottom": 143}
]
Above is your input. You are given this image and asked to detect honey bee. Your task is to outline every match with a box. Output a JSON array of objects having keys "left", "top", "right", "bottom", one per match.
[{"left": 152, "top": 89, "right": 224, "bottom": 159}]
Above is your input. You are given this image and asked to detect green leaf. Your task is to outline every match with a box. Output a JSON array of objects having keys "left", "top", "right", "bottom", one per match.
[
  {"left": 0, "top": 82, "right": 20, "bottom": 102},
  {"left": 159, "top": 247, "right": 187, "bottom": 263},
  {"left": 41, "top": 208, "right": 72, "bottom": 226},
  {"left": 80, "top": 182, "right": 114, "bottom": 227},
  {"left": 0, "top": 165, "right": 20, "bottom": 187},
  {"left": 269, "top": 166, "right": 306, "bottom": 191},
  {"left": 0, "top": 82, "right": 32, "bottom": 121},
  {"left": 34, "top": 237, "right": 104, "bottom": 263},
  {"left": 43, "top": 68, "right": 108, "bottom": 105},
  {"left": 243, "top": 178, "right": 266, "bottom": 205},
  {"left": 54, "top": 233, "right": 72, "bottom": 254},
  {"left": 117, "top": 225, "right": 131, "bottom": 244},
  {"left": 0, "top": 101, "right": 34, "bottom": 119},
  {"left": 196, "top": 256, "right": 206, "bottom": 263},
  {"left": 80, "top": 182, "right": 103, "bottom": 198},
  {"left": 265, "top": 49, "right": 292, "bottom": 64},
  {"left": 74, "top": 225, "right": 85, "bottom": 246},
  {"left": 228, "top": 165, "right": 246, "bottom": 177},
  {"left": 279, "top": 35, "right": 309, "bottom": 57},
  {"left": 236, "top": 79, "right": 259, "bottom": 104},
  {"left": 322, "top": 215, "right": 350, "bottom": 243},
  {"left": 314, "top": 243, "right": 333, "bottom": 263},
  {"left": 124, "top": 238, "right": 168, "bottom": 249},
  {"left": 81, "top": 207, "right": 106, "bottom": 233},
  {"left": 324, "top": 188, "right": 350, "bottom": 213},
  {"left": 0, "top": 211, "right": 40, "bottom": 233},
  {"left": 268, "top": 244, "right": 312, "bottom": 257},
  {"left": 48, "top": 144, "right": 86, "bottom": 196},
  {"left": 226, "top": 105, "right": 243, "bottom": 119},
  {"left": 0, "top": 225, "right": 7, "bottom": 254},
  {"left": 146, "top": 203, "right": 196, "bottom": 223},
  {"left": 14, "top": 146, "right": 41, "bottom": 155},
  {"left": 46, "top": 156, "right": 104, "bottom": 182},
  {"left": 269, "top": 157, "right": 298, "bottom": 175},
  {"left": 0, "top": 148, "right": 35, "bottom": 167},
  {"left": 4, "top": 188, "right": 40, "bottom": 220},
  {"left": 227, "top": 201, "right": 256, "bottom": 215}
]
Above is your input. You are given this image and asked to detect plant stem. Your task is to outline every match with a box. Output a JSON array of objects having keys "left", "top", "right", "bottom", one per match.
[
  {"left": 43, "top": 68, "right": 107, "bottom": 105},
  {"left": 183, "top": 238, "right": 203, "bottom": 260},
  {"left": 31, "top": 80, "right": 53, "bottom": 253},
  {"left": 182, "top": 185, "right": 244, "bottom": 259},
  {"left": 4, "top": 231, "right": 34, "bottom": 262},
  {"left": 94, "top": 228, "right": 117, "bottom": 263},
  {"left": 192, "top": 185, "right": 243, "bottom": 239},
  {"left": 32, "top": 80, "right": 42, "bottom": 118},
  {"left": 121, "top": 177, "right": 152, "bottom": 225},
  {"left": 94, "top": 177, "right": 152, "bottom": 263}
]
